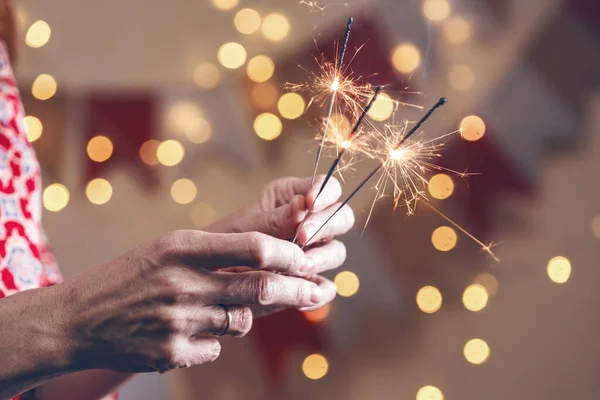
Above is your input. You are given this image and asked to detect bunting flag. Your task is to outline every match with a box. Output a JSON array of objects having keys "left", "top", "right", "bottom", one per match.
[{"left": 84, "top": 92, "right": 159, "bottom": 190}]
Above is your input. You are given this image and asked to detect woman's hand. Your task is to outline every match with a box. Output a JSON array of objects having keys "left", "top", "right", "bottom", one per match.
[
  {"left": 207, "top": 175, "right": 354, "bottom": 315},
  {"left": 207, "top": 175, "right": 354, "bottom": 264},
  {"left": 62, "top": 230, "right": 331, "bottom": 374}
]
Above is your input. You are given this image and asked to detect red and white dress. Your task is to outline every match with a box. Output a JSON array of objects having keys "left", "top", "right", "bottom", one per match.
[
  {"left": 0, "top": 42, "right": 61, "bottom": 299},
  {"left": 0, "top": 41, "right": 62, "bottom": 400}
]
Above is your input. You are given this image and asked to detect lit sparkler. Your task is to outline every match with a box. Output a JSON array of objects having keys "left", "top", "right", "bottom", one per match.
[
  {"left": 302, "top": 97, "right": 499, "bottom": 261},
  {"left": 293, "top": 87, "right": 383, "bottom": 243}
]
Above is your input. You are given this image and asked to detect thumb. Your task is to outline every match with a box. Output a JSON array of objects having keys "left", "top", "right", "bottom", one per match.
[{"left": 253, "top": 194, "right": 307, "bottom": 239}]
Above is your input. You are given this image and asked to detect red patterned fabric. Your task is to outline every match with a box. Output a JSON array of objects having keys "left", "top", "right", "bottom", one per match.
[{"left": 0, "top": 42, "right": 118, "bottom": 400}]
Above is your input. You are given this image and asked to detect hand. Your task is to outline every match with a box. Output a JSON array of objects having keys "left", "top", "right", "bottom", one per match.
[
  {"left": 208, "top": 175, "right": 354, "bottom": 270},
  {"left": 61, "top": 230, "right": 332, "bottom": 374},
  {"left": 207, "top": 175, "right": 355, "bottom": 314}
]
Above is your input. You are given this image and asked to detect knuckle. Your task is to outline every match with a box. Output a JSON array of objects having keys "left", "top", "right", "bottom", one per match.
[
  {"left": 256, "top": 274, "right": 277, "bottom": 305},
  {"left": 246, "top": 232, "right": 267, "bottom": 268},
  {"left": 237, "top": 307, "right": 254, "bottom": 337},
  {"left": 266, "top": 211, "right": 285, "bottom": 237},
  {"left": 208, "top": 340, "right": 221, "bottom": 363},
  {"left": 295, "top": 282, "right": 308, "bottom": 303}
]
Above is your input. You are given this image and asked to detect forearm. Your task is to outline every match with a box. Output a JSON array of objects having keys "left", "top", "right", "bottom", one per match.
[
  {"left": 36, "top": 370, "right": 132, "bottom": 400},
  {"left": 0, "top": 285, "right": 77, "bottom": 399}
]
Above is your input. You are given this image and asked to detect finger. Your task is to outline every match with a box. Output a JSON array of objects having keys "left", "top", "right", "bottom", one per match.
[
  {"left": 302, "top": 240, "right": 347, "bottom": 275},
  {"left": 249, "top": 195, "right": 307, "bottom": 239},
  {"left": 211, "top": 270, "right": 324, "bottom": 308},
  {"left": 264, "top": 177, "right": 312, "bottom": 207},
  {"left": 305, "top": 175, "right": 342, "bottom": 212},
  {"left": 297, "top": 203, "right": 354, "bottom": 245},
  {"left": 155, "top": 336, "right": 221, "bottom": 373},
  {"left": 170, "top": 230, "right": 311, "bottom": 274},
  {"left": 299, "top": 275, "right": 337, "bottom": 312},
  {"left": 202, "top": 305, "right": 253, "bottom": 338}
]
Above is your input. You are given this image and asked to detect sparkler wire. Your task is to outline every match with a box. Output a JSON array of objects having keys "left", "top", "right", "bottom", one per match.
[
  {"left": 311, "top": 17, "right": 353, "bottom": 185},
  {"left": 294, "top": 86, "right": 383, "bottom": 243},
  {"left": 302, "top": 97, "right": 447, "bottom": 247}
]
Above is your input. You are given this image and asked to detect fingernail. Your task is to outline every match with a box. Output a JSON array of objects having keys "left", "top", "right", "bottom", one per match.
[
  {"left": 310, "top": 286, "right": 323, "bottom": 304},
  {"left": 314, "top": 197, "right": 323, "bottom": 209},
  {"left": 300, "top": 257, "right": 314, "bottom": 273}
]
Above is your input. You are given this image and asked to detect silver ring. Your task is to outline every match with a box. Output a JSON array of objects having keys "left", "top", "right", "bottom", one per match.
[{"left": 214, "top": 305, "right": 231, "bottom": 337}]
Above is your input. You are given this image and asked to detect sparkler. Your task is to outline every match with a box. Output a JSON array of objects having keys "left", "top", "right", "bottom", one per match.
[
  {"left": 293, "top": 86, "right": 383, "bottom": 243},
  {"left": 310, "top": 17, "right": 353, "bottom": 185},
  {"left": 302, "top": 97, "right": 447, "bottom": 247}
]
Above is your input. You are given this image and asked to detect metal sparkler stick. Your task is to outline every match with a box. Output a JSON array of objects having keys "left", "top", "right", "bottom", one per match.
[
  {"left": 302, "top": 97, "right": 447, "bottom": 247},
  {"left": 311, "top": 17, "right": 353, "bottom": 186},
  {"left": 294, "top": 86, "right": 383, "bottom": 243}
]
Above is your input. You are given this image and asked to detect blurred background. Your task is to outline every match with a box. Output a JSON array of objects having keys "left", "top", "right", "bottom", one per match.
[{"left": 12, "top": 0, "right": 600, "bottom": 398}]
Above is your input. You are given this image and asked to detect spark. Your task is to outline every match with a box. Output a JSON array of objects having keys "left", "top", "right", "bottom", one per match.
[
  {"left": 303, "top": 97, "right": 499, "bottom": 261},
  {"left": 299, "top": 0, "right": 349, "bottom": 13}
]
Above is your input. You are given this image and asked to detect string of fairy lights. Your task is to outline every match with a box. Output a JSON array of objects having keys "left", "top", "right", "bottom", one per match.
[{"left": 16, "top": 1, "right": 587, "bottom": 399}]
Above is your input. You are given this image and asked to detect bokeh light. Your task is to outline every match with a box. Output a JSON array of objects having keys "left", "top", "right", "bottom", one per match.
[
  {"left": 171, "top": 179, "right": 197, "bottom": 205},
  {"left": 32, "top": 74, "right": 57, "bottom": 100},
  {"left": 449, "top": 65, "right": 475, "bottom": 91},
  {"left": 592, "top": 215, "right": 600, "bottom": 239},
  {"left": 443, "top": 17, "right": 472, "bottom": 45},
  {"left": 303, "top": 304, "right": 331, "bottom": 323},
  {"left": 185, "top": 118, "right": 212, "bottom": 144},
  {"left": 26, "top": 20, "right": 51, "bottom": 48},
  {"left": 416, "top": 385, "right": 444, "bottom": 400},
  {"left": 462, "top": 284, "right": 489, "bottom": 312},
  {"left": 368, "top": 93, "right": 394, "bottom": 121},
  {"left": 251, "top": 83, "right": 278, "bottom": 110},
  {"left": 547, "top": 256, "right": 571, "bottom": 284},
  {"left": 431, "top": 226, "right": 457, "bottom": 251},
  {"left": 261, "top": 13, "right": 290, "bottom": 42},
  {"left": 246, "top": 55, "right": 275, "bottom": 83},
  {"left": 460, "top": 115, "right": 486, "bottom": 141},
  {"left": 235, "top": 8, "right": 261, "bottom": 35},
  {"left": 211, "top": 0, "right": 238, "bottom": 11},
  {"left": 464, "top": 338, "right": 490, "bottom": 365},
  {"left": 334, "top": 271, "right": 360, "bottom": 297},
  {"left": 416, "top": 286, "right": 442, "bottom": 314},
  {"left": 193, "top": 62, "right": 221, "bottom": 89},
  {"left": 428, "top": 174, "right": 454, "bottom": 200},
  {"left": 422, "top": 0, "right": 451, "bottom": 22},
  {"left": 87, "top": 135, "right": 113, "bottom": 163},
  {"left": 168, "top": 101, "right": 203, "bottom": 136},
  {"left": 191, "top": 202, "right": 217, "bottom": 228},
  {"left": 254, "top": 113, "right": 282, "bottom": 140},
  {"left": 86, "top": 178, "right": 113, "bottom": 205},
  {"left": 43, "top": 183, "right": 69, "bottom": 212},
  {"left": 139, "top": 139, "right": 160, "bottom": 166},
  {"left": 217, "top": 42, "right": 247, "bottom": 70},
  {"left": 473, "top": 272, "right": 499, "bottom": 297},
  {"left": 302, "top": 354, "right": 329, "bottom": 380},
  {"left": 391, "top": 43, "right": 421, "bottom": 74},
  {"left": 277, "top": 93, "right": 305, "bottom": 120},
  {"left": 157, "top": 140, "right": 185, "bottom": 166},
  {"left": 23, "top": 116, "right": 43, "bottom": 142}
]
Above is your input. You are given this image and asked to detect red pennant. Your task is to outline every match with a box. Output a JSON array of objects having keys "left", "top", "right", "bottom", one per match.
[
  {"left": 84, "top": 92, "right": 159, "bottom": 189},
  {"left": 439, "top": 129, "right": 533, "bottom": 235},
  {"left": 252, "top": 309, "right": 325, "bottom": 386}
]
